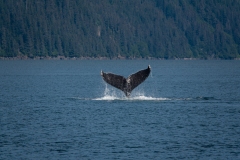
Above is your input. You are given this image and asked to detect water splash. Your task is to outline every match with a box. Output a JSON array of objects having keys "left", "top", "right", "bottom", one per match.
[
  {"left": 93, "top": 85, "right": 169, "bottom": 101},
  {"left": 94, "top": 84, "right": 123, "bottom": 100},
  {"left": 93, "top": 95, "right": 170, "bottom": 101},
  {"left": 150, "top": 68, "right": 153, "bottom": 78},
  {"left": 71, "top": 85, "right": 218, "bottom": 102}
]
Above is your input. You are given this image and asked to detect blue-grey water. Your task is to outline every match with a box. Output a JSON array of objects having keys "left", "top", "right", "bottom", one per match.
[{"left": 0, "top": 60, "right": 240, "bottom": 159}]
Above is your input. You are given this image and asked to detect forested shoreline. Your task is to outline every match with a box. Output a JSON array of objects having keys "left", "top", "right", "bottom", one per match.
[{"left": 1, "top": 0, "right": 240, "bottom": 59}]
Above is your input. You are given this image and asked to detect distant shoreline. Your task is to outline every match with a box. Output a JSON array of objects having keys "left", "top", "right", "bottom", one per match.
[{"left": 0, "top": 56, "right": 239, "bottom": 60}]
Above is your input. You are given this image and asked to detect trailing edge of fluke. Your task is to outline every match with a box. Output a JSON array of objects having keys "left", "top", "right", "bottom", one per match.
[{"left": 101, "top": 65, "right": 151, "bottom": 97}]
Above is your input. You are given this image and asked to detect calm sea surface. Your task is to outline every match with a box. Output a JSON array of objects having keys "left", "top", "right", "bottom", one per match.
[{"left": 0, "top": 60, "right": 240, "bottom": 159}]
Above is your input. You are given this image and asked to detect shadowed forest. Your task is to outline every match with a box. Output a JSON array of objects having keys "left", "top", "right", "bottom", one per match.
[{"left": 1, "top": 0, "right": 240, "bottom": 59}]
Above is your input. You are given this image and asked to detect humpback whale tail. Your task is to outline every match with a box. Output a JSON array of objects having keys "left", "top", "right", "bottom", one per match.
[{"left": 101, "top": 65, "right": 151, "bottom": 97}]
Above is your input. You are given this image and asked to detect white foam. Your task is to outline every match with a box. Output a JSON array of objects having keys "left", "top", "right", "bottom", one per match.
[
  {"left": 93, "top": 85, "right": 170, "bottom": 101},
  {"left": 70, "top": 96, "right": 200, "bottom": 102},
  {"left": 130, "top": 96, "right": 170, "bottom": 101},
  {"left": 93, "top": 94, "right": 170, "bottom": 101},
  {"left": 94, "top": 95, "right": 119, "bottom": 101}
]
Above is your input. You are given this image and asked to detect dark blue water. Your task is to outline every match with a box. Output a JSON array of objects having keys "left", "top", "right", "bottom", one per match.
[{"left": 1, "top": 60, "right": 240, "bottom": 159}]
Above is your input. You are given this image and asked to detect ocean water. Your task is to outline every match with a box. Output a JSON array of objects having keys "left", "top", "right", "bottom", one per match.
[{"left": 0, "top": 60, "right": 240, "bottom": 159}]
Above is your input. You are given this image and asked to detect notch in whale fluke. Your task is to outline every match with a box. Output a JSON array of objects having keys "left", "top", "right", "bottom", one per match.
[{"left": 101, "top": 65, "right": 151, "bottom": 97}]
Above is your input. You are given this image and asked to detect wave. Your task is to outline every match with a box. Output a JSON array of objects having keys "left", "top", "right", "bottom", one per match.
[
  {"left": 92, "top": 85, "right": 170, "bottom": 101},
  {"left": 92, "top": 95, "right": 223, "bottom": 101},
  {"left": 68, "top": 95, "right": 169, "bottom": 101},
  {"left": 93, "top": 95, "right": 170, "bottom": 101},
  {"left": 69, "top": 96, "right": 223, "bottom": 102},
  {"left": 69, "top": 86, "right": 220, "bottom": 102}
]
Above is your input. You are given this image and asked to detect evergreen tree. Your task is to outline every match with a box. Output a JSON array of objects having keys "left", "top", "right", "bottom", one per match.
[{"left": 0, "top": 0, "right": 239, "bottom": 59}]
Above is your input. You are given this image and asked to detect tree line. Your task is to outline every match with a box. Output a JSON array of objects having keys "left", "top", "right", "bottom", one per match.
[{"left": 0, "top": 0, "right": 240, "bottom": 59}]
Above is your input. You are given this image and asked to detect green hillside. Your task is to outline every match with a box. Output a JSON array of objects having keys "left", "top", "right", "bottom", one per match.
[{"left": 1, "top": 0, "right": 240, "bottom": 59}]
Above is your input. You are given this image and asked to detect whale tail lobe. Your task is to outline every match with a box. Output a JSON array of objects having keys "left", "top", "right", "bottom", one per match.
[{"left": 101, "top": 65, "right": 151, "bottom": 97}]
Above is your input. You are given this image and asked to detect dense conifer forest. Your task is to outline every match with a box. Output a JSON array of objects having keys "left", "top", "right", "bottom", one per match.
[{"left": 0, "top": 0, "right": 240, "bottom": 59}]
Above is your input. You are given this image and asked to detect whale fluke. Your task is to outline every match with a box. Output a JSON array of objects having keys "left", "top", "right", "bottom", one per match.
[{"left": 101, "top": 65, "right": 151, "bottom": 97}]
